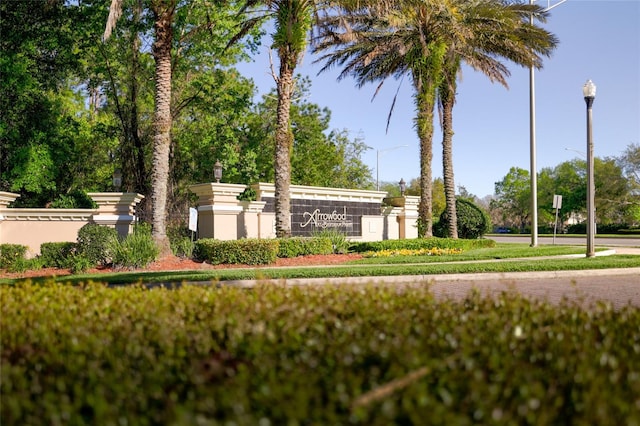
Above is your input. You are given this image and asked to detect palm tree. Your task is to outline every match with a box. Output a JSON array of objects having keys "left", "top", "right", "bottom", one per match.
[
  {"left": 105, "top": 0, "right": 177, "bottom": 253},
  {"left": 438, "top": 1, "right": 558, "bottom": 238},
  {"left": 314, "top": 0, "right": 557, "bottom": 238},
  {"left": 314, "top": 0, "right": 463, "bottom": 237},
  {"left": 231, "top": 0, "right": 317, "bottom": 237}
]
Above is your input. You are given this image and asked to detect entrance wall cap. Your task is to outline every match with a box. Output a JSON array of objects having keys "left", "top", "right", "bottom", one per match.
[
  {"left": 190, "top": 183, "right": 247, "bottom": 197},
  {"left": 0, "top": 192, "right": 20, "bottom": 207},
  {"left": 88, "top": 192, "right": 145, "bottom": 205},
  {"left": 252, "top": 182, "right": 387, "bottom": 203}
]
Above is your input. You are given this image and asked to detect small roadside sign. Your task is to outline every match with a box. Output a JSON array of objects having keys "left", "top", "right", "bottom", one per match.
[
  {"left": 553, "top": 194, "right": 563, "bottom": 209},
  {"left": 188, "top": 207, "right": 198, "bottom": 232}
]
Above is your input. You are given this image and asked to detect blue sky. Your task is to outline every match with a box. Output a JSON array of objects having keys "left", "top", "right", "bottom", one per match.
[{"left": 235, "top": 0, "right": 640, "bottom": 198}]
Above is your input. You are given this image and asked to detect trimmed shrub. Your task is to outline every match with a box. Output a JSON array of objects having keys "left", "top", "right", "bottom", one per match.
[
  {"left": 110, "top": 224, "right": 159, "bottom": 269},
  {"left": 435, "top": 198, "right": 492, "bottom": 239},
  {"left": 76, "top": 224, "right": 118, "bottom": 266},
  {"left": 194, "top": 239, "right": 278, "bottom": 265},
  {"left": 168, "top": 224, "right": 195, "bottom": 258},
  {"left": 351, "top": 237, "right": 495, "bottom": 254},
  {"left": 40, "top": 242, "right": 77, "bottom": 268},
  {"left": 2, "top": 284, "right": 639, "bottom": 425},
  {"left": 0, "top": 244, "right": 27, "bottom": 269},
  {"left": 67, "top": 254, "right": 94, "bottom": 274},
  {"left": 313, "top": 229, "right": 350, "bottom": 254},
  {"left": 277, "top": 237, "right": 333, "bottom": 258}
]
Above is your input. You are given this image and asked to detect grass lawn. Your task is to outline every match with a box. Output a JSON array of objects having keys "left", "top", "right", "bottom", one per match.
[{"left": 3, "top": 243, "right": 638, "bottom": 286}]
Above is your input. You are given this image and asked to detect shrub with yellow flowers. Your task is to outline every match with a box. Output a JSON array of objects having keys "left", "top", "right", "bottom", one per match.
[{"left": 362, "top": 247, "right": 463, "bottom": 258}]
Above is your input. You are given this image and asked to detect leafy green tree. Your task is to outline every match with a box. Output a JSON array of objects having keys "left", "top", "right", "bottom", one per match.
[
  {"left": 435, "top": 198, "right": 491, "bottom": 239},
  {"left": 492, "top": 167, "right": 531, "bottom": 232},
  {"left": 539, "top": 158, "right": 633, "bottom": 229},
  {"left": 0, "top": 0, "right": 107, "bottom": 206},
  {"left": 618, "top": 143, "right": 640, "bottom": 225},
  {"left": 103, "top": 0, "right": 258, "bottom": 250},
  {"left": 538, "top": 160, "right": 585, "bottom": 231},
  {"left": 171, "top": 68, "right": 257, "bottom": 202},
  {"left": 244, "top": 79, "right": 373, "bottom": 189}
]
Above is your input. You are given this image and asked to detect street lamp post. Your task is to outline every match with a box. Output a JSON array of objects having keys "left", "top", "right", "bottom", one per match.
[
  {"left": 376, "top": 145, "right": 408, "bottom": 191},
  {"left": 528, "top": 0, "right": 567, "bottom": 247},
  {"left": 583, "top": 79, "right": 596, "bottom": 257}
]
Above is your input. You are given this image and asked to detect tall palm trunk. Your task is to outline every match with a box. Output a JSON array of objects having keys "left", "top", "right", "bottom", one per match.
[
  {"left": 127, "top": 14, "right": 148, "bottom": 197},
  {"left": 150, "top": 2, "right": 174, "bottom": 254},
  {"left": 441, "top": 81, "right": 458, "bottom": 238},
  {"left": 274, "top": 57, "right": 296, "bottom": 237},
  {"left": 414, "top": 77, "right": 435, "bottom": 238}
]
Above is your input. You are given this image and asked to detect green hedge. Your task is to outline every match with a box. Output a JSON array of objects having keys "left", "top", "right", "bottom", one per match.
[
  {"left": 0, "top": 244, "right": 27, "bottom": 269},
  {"left": 2, "top": 284, "right": 638, "bottom": 425},
  {"left": 277, "top": 237, "right": 333, "bottom": 258},
  {"left": 39, "top": 242, "right": 77, "bottom": 268},
  {"left": 194, "top": 238, "right": 279, "bottom": 265},
  {"left": 350, "top": 237, "right": 495, "bottom": 253},
  {"left": 76, "top": 223, "right": 118, "bottom": 266}
]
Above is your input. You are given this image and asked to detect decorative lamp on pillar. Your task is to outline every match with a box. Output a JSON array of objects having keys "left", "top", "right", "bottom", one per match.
[
  {"left": 582, "top": 79, "right": 596, "bottom": 258},
  {"left": 113, "top": 168, "right": 122, "bottom": 191},
  {"left": 214, "top": 160, "right": 223, "bottom": 183},
  {"left": 399, "top": 178, "right": 406, "bottom": 197}
]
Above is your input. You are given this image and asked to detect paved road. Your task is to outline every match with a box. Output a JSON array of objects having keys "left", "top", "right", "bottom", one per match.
[
  {"left": 489, "top": 235, "right": 640, "bottom": 248},
  {"left": 228, "top": 267, "right": 640, "bottom": 309},
  {"left": 224, "top": 235, "right": 640, "bottom": 308}
]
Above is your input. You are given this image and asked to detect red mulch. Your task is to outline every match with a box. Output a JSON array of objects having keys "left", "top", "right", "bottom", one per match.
[{"left": 1, "top": 253, "right": 364, "bottom": 280}]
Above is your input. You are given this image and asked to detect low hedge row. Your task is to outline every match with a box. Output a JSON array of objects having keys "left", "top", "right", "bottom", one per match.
[
  {"left": 277, "top": 236, "right": 333, "bottom": 258},
  {"left": 2, "top": 283, "right": 638, "bottom": 425},
  {"left": 0, "top": 244, "right": 27, "bottom": 269},
  {"left": 350, "top": 237, "right": 496, "bottom": 253},
  {"left": 194, "top": 238, "right": 279, "bottom": 265},
  {"left": 194, "top": 237, "right": 335, "bottom": 265}
]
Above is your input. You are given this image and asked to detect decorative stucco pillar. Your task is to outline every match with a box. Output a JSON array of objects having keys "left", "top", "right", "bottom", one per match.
[
  {"left": 381, "top": 205, "right": 401, "bottom": 240},
  {"left": 88, "top": 192, "right": 145, "bottom": 237},
  {"left": 239, "top": 200, "right": 266, "bottom": 239},
  {"left": 384, "top": 195, "right": 419, "bottom": 239},
  {"left": 398, "top": 196, "right": 419, "bottom": 239},
  {"left": 189, "top": 183, "right": 247, "bottom": 240},
  {"left": 0, "top": 192, "right": 20, "bottom": 237}
]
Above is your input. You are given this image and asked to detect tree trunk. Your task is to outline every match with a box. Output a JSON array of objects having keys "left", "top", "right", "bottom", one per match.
[
  {"left": 441, "top": 88, "right": 458, "bottom": 239},
  {"left": 274, "top": 55, "right": 295, "bottom": 238},
  {"left": 414, "top": 85, "right": 434, "bottom": 238},
  {"left": 150, "top": 2, "right": 174, "bottom": 254}
]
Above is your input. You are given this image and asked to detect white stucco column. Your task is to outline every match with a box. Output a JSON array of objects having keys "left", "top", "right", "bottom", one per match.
[
  {"left": 189, "top": 183, "right": 247, "bottom": 240},
  {"left": 88, "top": 192, "right": 145, "bottom": 237},
  {"left": 383, "top": 195, "right": 419, "bottom": 239},
  {"left": 0, "top": 192, "right": 20, "bottom": 241}
]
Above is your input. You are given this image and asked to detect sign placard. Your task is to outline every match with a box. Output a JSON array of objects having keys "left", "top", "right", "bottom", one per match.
[
  {"left": 188, "top": 207, "right": 198, "bottom": 232},
  {"left": 553, "top": 194, "right": 563, "bottom": 209}
]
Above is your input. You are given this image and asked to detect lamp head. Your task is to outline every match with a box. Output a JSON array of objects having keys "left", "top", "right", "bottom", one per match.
[
  {"left": 399, "top": 178, "right": 406, "bottom": 196},
  {"left": 112, "top": 168, "right": 122, "bottom": 190},
  {"left": 214, "top": 160, "right": 223, "bottom": 183},
  {"left": 582, "top": 79, "right": 596, "bottom": 99}
]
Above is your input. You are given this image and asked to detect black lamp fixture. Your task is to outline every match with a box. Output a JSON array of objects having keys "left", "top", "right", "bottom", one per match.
[
  {"left": 399, "top": 178, "right": 406, "bottom": 197},
  {"left": 214, "top": 160, "right": 223, "bottom": 183},
  {"left": 113, "top": 168, "right": 122, "bottom": 191}
]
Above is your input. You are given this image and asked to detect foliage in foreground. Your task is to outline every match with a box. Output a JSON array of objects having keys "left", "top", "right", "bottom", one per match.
[{"left": 2, "top": 283, "right": 639, "bottom": 425}]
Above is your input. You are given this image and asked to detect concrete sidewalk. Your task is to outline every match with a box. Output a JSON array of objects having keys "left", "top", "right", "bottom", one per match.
[{"left": 223, "top": 248, "right": 640, "bottom": 308}]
